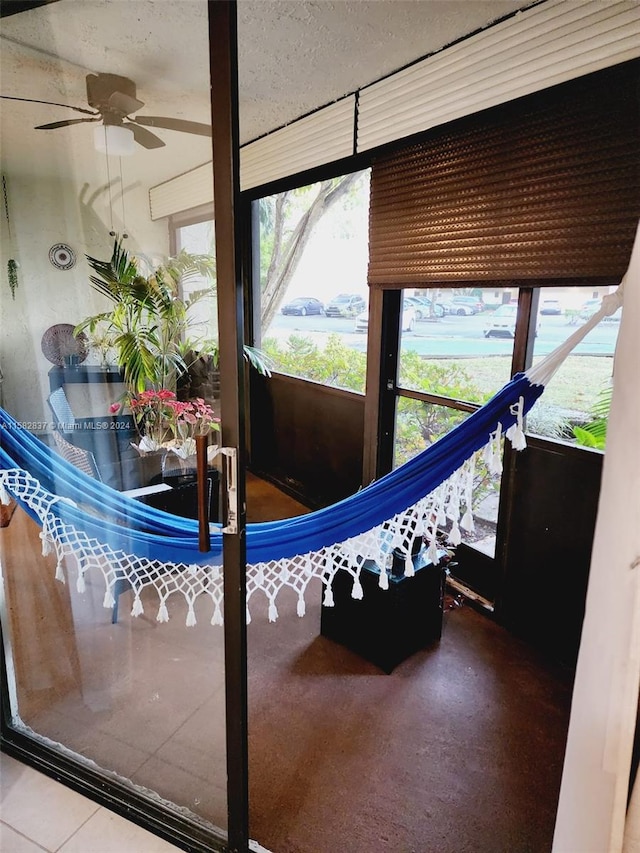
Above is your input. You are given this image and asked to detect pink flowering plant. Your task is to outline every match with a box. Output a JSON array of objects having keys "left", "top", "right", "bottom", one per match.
[{"left": 111, "top": 389, "right": 220, "bottom": 459}]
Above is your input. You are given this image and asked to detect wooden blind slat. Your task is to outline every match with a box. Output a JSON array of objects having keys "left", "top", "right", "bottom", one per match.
[{"left": 367, "top": 62, "right": 640, "bottom": 286}]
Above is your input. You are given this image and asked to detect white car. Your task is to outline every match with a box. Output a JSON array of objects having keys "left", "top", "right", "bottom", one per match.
[
  {"left": 355, "top": 306, "right": 416, "bottom": 333},
  {"left": 540, "top": 299, "right": 562, "bottom": 315},
  {"left": 483, "top": 304, "right": 518, "bottom": 338},
  {"left": 441, "top": 296, "right": 484, "bottom": 315}
]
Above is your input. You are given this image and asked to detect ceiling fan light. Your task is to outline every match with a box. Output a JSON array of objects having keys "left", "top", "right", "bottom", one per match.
[{"left": 93, "top": 124, "right": 135, "bottom": 156}]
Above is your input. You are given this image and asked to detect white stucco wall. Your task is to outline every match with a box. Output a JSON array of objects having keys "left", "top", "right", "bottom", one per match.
[{"left": 0, "top": 173, "right": 167, "bottom": 429}]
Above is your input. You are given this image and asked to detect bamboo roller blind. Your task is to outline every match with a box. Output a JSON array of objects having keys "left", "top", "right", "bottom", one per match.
[{"left": 367, "top": 62, "right": 640, "bottom": 286}]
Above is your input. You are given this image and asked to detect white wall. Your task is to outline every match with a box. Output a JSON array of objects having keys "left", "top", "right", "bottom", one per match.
[
  {"left": 0, "top": 172, "right": 167, "bottom": 429},
  {"left": 553, "top": 223, "right": 640, "bottom": 852}
]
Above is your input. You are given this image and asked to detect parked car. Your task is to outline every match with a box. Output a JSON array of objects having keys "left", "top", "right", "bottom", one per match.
[
  {"left": 404, "top": 296, "right": 445, "bottom": 318},
  {"left": 540, "top": 299, "right": 562, "bottom": 315},
  {"left": 483, "top": 303, "right": 518, "bottom": 337},
  {"left": 443, "top": 295, "right": 485, "bottom": 315},
  {"left": 325, "top": 293, "right": 367, "bottom": 317},
  {"left": 281, "top": 297, "right": 325, "bottom": 316},
  {"left": 355, "top": 305, "right": 416, "bottom": 333}
]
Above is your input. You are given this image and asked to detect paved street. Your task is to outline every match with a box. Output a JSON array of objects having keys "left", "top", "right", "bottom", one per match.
[{"left": 267, "top": 311, "right": 620, "bottom": 358}]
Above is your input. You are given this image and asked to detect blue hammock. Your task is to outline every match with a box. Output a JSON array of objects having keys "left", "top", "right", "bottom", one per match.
[{"left": 0, "top": 372, "right": 543, "bottom": 564}]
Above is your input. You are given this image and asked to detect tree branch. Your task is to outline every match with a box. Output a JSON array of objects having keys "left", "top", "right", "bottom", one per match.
[{"left": 260, "top": 171, "right": 365, "bottom": 329}]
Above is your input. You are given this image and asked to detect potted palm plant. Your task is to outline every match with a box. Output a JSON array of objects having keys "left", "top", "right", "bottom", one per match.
[
  {"left": 76, "top": 237, "right": 216, "bottom": 393},
  {"left": 76, "top": 236, "right": 271, "bottom": 398}
]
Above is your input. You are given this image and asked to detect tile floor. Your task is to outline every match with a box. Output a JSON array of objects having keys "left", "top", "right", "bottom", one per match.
[{"left": 0, "top": 751, "right": 182, "bottom": 852}]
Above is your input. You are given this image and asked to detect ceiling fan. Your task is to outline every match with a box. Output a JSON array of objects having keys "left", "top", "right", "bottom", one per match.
[{"left": 1, "top": 72, "right": 212, "bottom": 150}]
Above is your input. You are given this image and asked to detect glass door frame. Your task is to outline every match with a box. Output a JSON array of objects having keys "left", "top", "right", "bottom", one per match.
[
  {"left": 0, "top": 4, "right": 250, "bottom": 852},
  {"left": 208, "top": 3, "right": 250, "bottom": 850}
]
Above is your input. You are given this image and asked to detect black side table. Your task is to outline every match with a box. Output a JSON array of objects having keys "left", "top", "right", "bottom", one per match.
[
  {"left": 320, "top": 550, "right": 447, "bottom": 673},
  {"left": 146, "top": 467, "right": 221, "bottom": 522}
]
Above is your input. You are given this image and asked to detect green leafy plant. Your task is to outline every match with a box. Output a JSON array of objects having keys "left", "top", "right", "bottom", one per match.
[
  {"left": 243, "top": 344, "right": 273, "bottom": 376},
  {"left": 76, "top": 237, "right": 216, "bottom": 393},
  {"left": 572, "top": 382, "right": 612, "bottom": 450},
  {"left": 77, "top": 237, "right": 272, "bottom": 399},
  {"left": 262, "top": 333, "right": 366, "bottom": 392}
]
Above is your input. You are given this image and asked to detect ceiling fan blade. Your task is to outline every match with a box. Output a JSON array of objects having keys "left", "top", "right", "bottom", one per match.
[
  {"left": 35, "top": 117, "right": 100, "bottom": 130},
  {"left": 1, "top": 95, "right": 97, "bottom": 116},
  {"left": 133, "top": 116, "right": 212, "bottom": 137},
  {"left": 126, "top": 122, "right": 166, "bottom": 149},
  {"left": 108, "top": 90, "right": 145, "bottom": 116}
]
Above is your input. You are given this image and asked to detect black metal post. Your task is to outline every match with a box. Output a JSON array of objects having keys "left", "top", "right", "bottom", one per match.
[
  {"left": 208, "top": 3, "right": 249, "bottom": 852},
  {"left": 376, "top": 289, "right": 402, "bottom": 477}
]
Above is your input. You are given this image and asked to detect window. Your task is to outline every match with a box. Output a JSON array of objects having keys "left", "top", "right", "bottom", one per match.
[
  {"left": 389, "top": 282, "right": 621, "bottom": 559},
  {"left": 526, "top": 285, "right": 622, "bottom": 447},
  {"left": 259, "top": 170, "right": 371, "bottom": 392},
  {"left": 175, "top": 218, "right": 217, "bottom": 348},
  {"left": 394, "top": 287, "right": 519, "bottom": 557}
]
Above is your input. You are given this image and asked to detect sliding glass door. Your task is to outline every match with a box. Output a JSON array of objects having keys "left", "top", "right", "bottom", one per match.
[{"left": 0, "top": 1, "right": 231, "bottom": 849}]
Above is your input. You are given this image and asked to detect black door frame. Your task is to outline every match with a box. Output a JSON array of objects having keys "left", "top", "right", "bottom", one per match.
[{"left": 208, "top": 2, "right": 250, "bottom": 850}]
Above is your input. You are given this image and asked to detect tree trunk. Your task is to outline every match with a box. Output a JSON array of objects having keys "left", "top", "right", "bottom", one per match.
[{"left": 259, "top": 172, "right": 364, "bottom": 331}]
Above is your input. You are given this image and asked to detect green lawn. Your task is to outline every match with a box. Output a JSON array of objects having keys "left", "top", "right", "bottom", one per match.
[{"left": 435, "top": 355, "right": 613, "bottom": 413}]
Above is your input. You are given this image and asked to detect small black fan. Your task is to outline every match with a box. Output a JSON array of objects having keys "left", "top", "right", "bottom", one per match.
[{"left": 1, "top": 72, "right": 211, "bottom": 149}]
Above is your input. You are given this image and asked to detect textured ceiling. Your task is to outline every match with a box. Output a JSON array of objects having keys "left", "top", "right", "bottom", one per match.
[{"left": 0, "top": 0, "right": 537, "bottom": 184}]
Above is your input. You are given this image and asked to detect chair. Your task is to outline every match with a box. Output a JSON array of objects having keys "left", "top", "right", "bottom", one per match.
[
  {"left": 51, "top": 428, "right": 129, "bottom": 622},
  {"left": 51, "top": 429, "right": 102, "bottom": 481},
  {"left": 52, "top": 428, "right": 139, "bottom": 624},
  {"left": 47, "top": 389, "right": 143, "bottom": 491},
  {"left": 47, "top": 387, "right": 76, "bottom": 435}
]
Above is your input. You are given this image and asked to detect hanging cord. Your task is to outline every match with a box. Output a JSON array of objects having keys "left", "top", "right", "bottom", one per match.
[
  {"left": 101, "top": 130, "right": 128, "bottom": 241},
  {"left": 102, "top": 130, "right": 115, "bottom": 237},
  {"left": 2, "top": 175, "right": 19, "bottom": 300},
  {"left": 118, "top": 156, "right": 128, "bottom": 240}
]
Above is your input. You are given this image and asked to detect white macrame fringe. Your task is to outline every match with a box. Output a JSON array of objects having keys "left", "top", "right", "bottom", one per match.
[
  {"left": 0, "top": 426, "right": 525, "bottom": 628},
  {"left": 212, "top": 603, "right": 224, "bottom": 626},
  {"left": 505, "top": 396, "right": 527, "bottom": 451}
]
